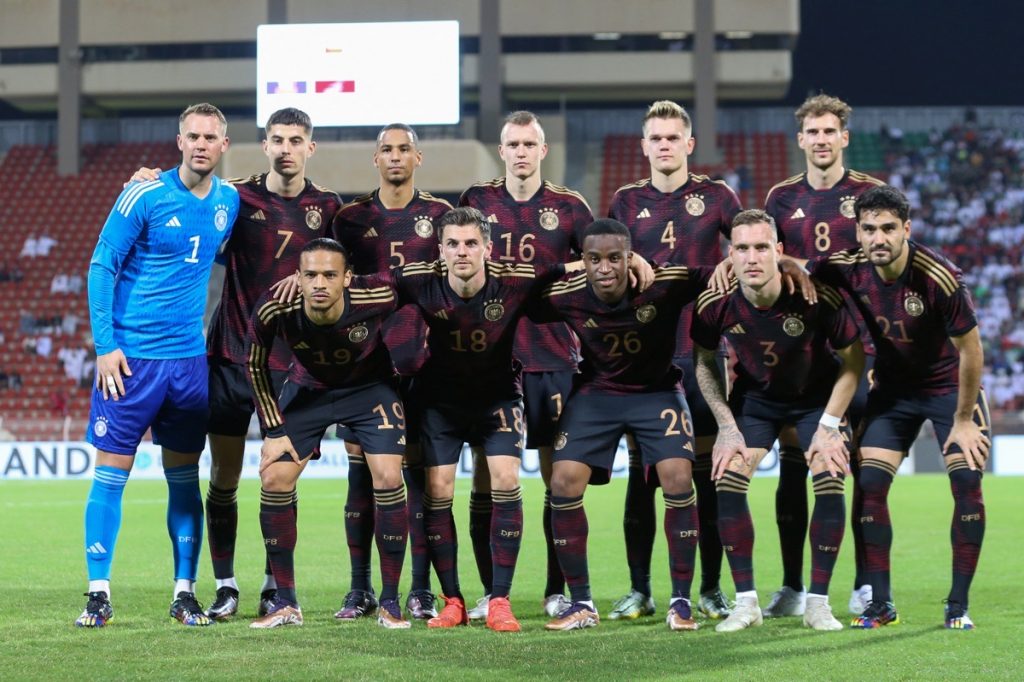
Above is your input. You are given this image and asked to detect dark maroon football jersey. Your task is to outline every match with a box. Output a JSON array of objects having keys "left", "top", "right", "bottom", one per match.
[
  {"left": 692, "top": 282, "right": 859, "bottom": 403},
  {"left": 765, "top": 169, "right": 884, "bottom": 356},
  {"left": 608, "top": 173, "right": 742, "bottom": 360},
  {"left": 207, "top": 174, "right": 343, "bottom": 370},
  {"left": 459, "top": 178, "right": 593, "bottom": 372},
  {"left": 533, "top": 265, "right": 713, "bottom": 395},
  {"left": 332, "top": 189, "right": 452, "bottom": 375},
  {"left": 809, "top": 241, "right": 977, "bottom": 396},
  {"left": 390, "top": 260, "right": 565, "bottom": 403},
  {"left": 247, "top": 273, "right": 397, "bottom": 435},
  {"left": 765, "top": 169, "right": 884, "bottom": 256}
]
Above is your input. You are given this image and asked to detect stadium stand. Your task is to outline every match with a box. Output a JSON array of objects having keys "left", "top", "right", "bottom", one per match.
[{"left": 0, "top": 143, "right": 180, "bottom": 440}]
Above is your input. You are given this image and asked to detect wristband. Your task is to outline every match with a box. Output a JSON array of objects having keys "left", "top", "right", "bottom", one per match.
[{"left": 819, "top": 413, "right": 841, "bottom": 429}]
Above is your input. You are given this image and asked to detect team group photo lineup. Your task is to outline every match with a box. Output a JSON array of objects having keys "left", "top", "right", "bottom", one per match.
[{"left": 76, "top": 92, "right": 991, "bottom": 636}]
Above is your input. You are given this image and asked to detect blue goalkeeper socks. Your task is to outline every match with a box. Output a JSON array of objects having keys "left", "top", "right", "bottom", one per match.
[
  {"left": 84, "top": 465, "right": 129, "bottom": 581},
  {"left": 165, "top": 464, "right": 203, "bottom": 582}
]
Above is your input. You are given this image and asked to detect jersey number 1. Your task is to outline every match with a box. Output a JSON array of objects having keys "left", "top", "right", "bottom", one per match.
[{"left": 184, "top": 235, "right": 200, "bottom": 263}]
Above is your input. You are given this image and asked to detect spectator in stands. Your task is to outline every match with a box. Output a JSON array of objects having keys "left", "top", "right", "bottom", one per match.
[
  {"left": 68, "top": 274, "right": 83, "bottom": 294},
  {"left": 51, "top": 273, "right": 70, "bottom": 294},
  {"left": 37, "top": 232, "right": 57, "bottom": 257},
  {"left": 20, "top": 233, "right": 39, "bottom": 258},
  {"left": 36, "top": 334, "right": 53, "bottom": 358}
]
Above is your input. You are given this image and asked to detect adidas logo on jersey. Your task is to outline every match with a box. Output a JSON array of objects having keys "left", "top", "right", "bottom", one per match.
[
  {"left": 486, "top": 214, "right": 498, "bottom": 223},
  {"left": 363, "top": 228, "right": 378, "bottom": 238},
  {"left": 250, "top": 209, "right": 267, "bottom": 221},
  {"left": 86, "top": 542, "right": 108, "bottom": 555},
  {"left": 727, "top": 323, "right": 746, "bottom": 334},
  {"left": 636, "top": 208, "right": 651, "bottom": 219},
  {"left": 398, "top": 436, "right": 406, "bottom": 446},
  {"left": 434, "top": 310, "right": 449, "bottom": 320},
  {"left": 293, "top": 341, "right": 310, "bottom": 350},
  {"left": 791, "top": 208, "right": 805, "bottom": 219},
  {"left": 165, "top": 216, "right": 182, "bottom": 227},
  {"left": 584, "top": 318, "right": 599, "bottom": 328}
]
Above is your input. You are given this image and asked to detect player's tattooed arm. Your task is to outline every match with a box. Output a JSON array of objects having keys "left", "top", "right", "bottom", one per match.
[
  {"left": 946, "top": 327, "right": 990, "bottom": 470},
  {"left": 695, "top": 344, "right": 746, "bottom": 479}
]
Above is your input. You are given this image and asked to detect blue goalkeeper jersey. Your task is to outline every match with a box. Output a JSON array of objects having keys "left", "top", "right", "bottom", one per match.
[{"left": 89, "top": 167, "right": 239, "bottom": 358}]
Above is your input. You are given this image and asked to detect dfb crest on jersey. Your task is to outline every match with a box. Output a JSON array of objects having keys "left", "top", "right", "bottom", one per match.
[
  {"left": 348, "top": 325, "right": 369, "bottom": 343},
  {"left": 539, "top": 208, "right": 560, "bottom": 231},
  {"left": 685, "top": 194, "right": 706, "bottom": 216},
  {"left": 783, "top": 316, "right": 805, "bottom": 337},
  {"left": 904, "top": 295, "right": 925, "bottom": 317},
  {"left": 554, "top": 432, "right": 568, "bottom": 450},
  {"left": 635, "top": 304, "right": 657, "bottom": 323},
  {"left": 93, "top": 416, "right": 109, "bottom": 438},
  {"left": 305, "top": 206, "right": 323, "bottom": 230},
  {"left": 484, "top": 300, "right": 505, "bottom": 322},
  {"left": 839, "top": 196, "right": 857, "bottom": 219},
  {"left": 414, "top": 216, "right": 434, "bottom": 238},
  {"left": 214, "top": 204, "right": 230, "bottom": 232}
]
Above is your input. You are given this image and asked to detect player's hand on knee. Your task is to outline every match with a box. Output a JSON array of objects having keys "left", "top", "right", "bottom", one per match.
[
  {"left": 123, "top": 166, "right": 161, "bottom": 188},
  {"left": 96, "top": 349, "right": 131, "bottom": 401},
  {"left": 260, "top": 435, "right": 300, "bottom": 474},
  {"left": 710, "top": 257, "right": 734, "bottom": 294},
  {"left": 271, "top": 273, "right": 301, "bottom": 303},
  {"left": 944, "top": 419, "right": 990, "bottom": 471},
  {"left": 808, "top": 424, "right": 849, "bottom": 478},
  {"left": 711, "top": 425, "right": 746, "bottom": 480}
]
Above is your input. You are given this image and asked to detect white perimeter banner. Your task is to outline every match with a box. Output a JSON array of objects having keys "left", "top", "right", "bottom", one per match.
[
  {"left": 0, "top": 439, "right": 778, "bottom": 481},
  {"left": 7, "top": 434, "right": 995, "bottom": 481}
]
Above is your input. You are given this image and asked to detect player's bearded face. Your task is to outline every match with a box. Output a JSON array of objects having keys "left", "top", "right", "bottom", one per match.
[
  {"left": 583, "top": 234, "right": 631, "bottom": 302},
  {"left": 264, "top": 124, "right": 314, "bottom": 179},
  {"left": 440, "top": 223, "right": 491, "bottom": 281},
  {"left": 178, "top": 114, "right": 228, "bottom": 176},
  {"left": 299, "top": 250, "right": 351, "bottom": 314},
  {"left": 798, "top": 113, "right": 849, "bottom": 171},
  {"left": 642, "top": 117, "right": 694, "bottom": 176},
  {"left": 374, "top": 129, "right": 422, "bottom": 186},
  {"left": 730, "top": 222, "right": 782, "bottom": 289},
  {"left": 499, "top": 123, "right": 548, "bottom": 181},
  {"left": 858, "top": 209, "right": 909, "bottom": 267}
]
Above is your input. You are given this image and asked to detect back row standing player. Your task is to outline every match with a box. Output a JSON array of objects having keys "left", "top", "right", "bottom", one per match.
[
  {"left": 607, "top": 100, "right": 741, "bottom": 621},
  {"left": 760, "top": 94, "right": 883, "bottom": 619},
  {"left": 332, "top": 123, "right": 453, "bottom": 621},
  {"left": 459, "top": 111, "right": 594, "bottom": 620}
]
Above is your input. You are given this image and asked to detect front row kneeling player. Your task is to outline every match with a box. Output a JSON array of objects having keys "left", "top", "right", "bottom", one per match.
[{"left": 246, "top": 238, "right": 411, "bottom": 629}]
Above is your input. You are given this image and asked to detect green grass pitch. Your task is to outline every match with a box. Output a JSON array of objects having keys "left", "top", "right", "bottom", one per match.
[{"left": 1, "top": 475, "right": 1019, "bottom": 680}]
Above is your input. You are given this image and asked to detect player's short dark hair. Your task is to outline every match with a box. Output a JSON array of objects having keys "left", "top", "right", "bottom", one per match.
[
  {"left": 501, "top": 111, "right": 545, "bottom": 143},
  {"left": 301, "top": 237, "right": 350, "bottom": 270},
  {"left": 438, "top": 206, "right": 491, "bottom": 242},
  {"left": 377, "top": 123, "right": 419, "bottom": 147},
  {"left": 179, "top": 102, "right": 227, "bottom": 133},
  {"left": 854, "top": 185, "right": 910, "bottom": 223},
  {"left": 643, "top": 100, "right": 692, "bottom": 134},
  {"left": 731, "top": 209, "right": 778, "bottom": 240},
  {"left": 794, "top": 94, "right": 852, "bottom": 131},
  {"left": 266, "top": 108, "right": 313, "bottom": 136},
  {"left": 582, "top": 218, "right": 632, "bottom": 250}
]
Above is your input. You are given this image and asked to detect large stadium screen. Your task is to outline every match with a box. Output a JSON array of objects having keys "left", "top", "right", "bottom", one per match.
[{"left": 256, "top": 21, "right": 460, "bottom": 127}]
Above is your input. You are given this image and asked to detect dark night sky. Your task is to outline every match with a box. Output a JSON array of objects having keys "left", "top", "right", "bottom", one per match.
[{"left": 784, "top": 0, "right": 1024, "bottom": 106}]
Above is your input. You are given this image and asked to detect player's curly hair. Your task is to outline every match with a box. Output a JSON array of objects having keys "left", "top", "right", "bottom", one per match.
[
  {"left": 854, "top": 185, "right": 910, "bottom": 222},
  {"left": 794, "top": 94, "right": 852, "bottom": 131}
]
